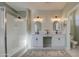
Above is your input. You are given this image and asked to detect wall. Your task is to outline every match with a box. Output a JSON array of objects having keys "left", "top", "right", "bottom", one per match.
[
  {"left": 68, "top": 4, "right": 79, "bottom": 45},
  {"left": 6, "top": 13, "right": 28, "bottom": 56},
  {"left": 69, "top": 11, "right": 76, "bottom": 41},
  {"left": 26, "top": 9, "right": 32, "bottom": 49},
  {"left": 31, "top": 9, "right": 62, "bottom": 17},
  {"left": 75, "top": 8, "right": 79, "bottom": 44},
  {"left": 0, "top": 7, "right": 5, "bottom": 57},
  {"left": 0, "top": 3, "right": 30, "bottom": 57},
  {"left": 62, "top": 2, "right": 79, "bottom": 17},
  {"left": 62, "top": 3, "right": 79, "bottom": 49}
]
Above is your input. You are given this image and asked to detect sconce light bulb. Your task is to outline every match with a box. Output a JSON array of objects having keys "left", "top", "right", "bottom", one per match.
[
  {"left": 37, "top": 16, "right": 39, "bottom": 18},
  {"left": 33, "top": 16, "right": 43, "bottom": 22},
  {"left": 18, "top": 16, "right": 21, "bottom": 19},
  {"left": 55, "top": 16, "right": 57, "bottom": 18},
  {"left": 15, "top": 16, "right": 24, "bottom": 22}
]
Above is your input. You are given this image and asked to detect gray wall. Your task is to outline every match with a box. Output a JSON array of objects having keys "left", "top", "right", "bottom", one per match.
[
  {"left": 62, "top": 3, "right": 79, "bottom": 49},
  {"left": 75, "top": 8, "right": 79, "bottom": 44},
  {"left": 68, "top": 6, "right": 79, "bottom": 45},
  {"left": 69, "top": 11, "right": 76, "bottom": 41}
]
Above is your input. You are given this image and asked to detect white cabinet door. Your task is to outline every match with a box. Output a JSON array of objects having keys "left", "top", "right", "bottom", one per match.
[
  {"left": 32, "top": 35, "right": 38, "bottom": 48},
  {"left": 52, "top": 36, "right": 65, "bottom": 49},
  {"left": 32, "top": 35, "right": 42, "bottom": 48}
]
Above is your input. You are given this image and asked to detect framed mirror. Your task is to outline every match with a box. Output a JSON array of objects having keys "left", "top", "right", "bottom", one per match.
[
  {"left": 34, "top": 21, "right": 41, "bottom": 34},
  {"left": 53, "top": 21, "right": 61, "bottom": 34}
]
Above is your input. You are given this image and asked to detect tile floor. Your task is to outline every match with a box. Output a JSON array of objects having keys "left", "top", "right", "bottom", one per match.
[
  {"left": 22, "top": 49, "right": 71, "bottom": 57},
  {"left": 12, "top": 47, "right": 79, "bottom": 57},
  {"left": 66, "top": 46, "right": 79, "bottom": 57}
]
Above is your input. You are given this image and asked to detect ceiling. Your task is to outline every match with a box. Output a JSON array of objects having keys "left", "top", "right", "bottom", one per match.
[{"left": 6, "top": 2, "right": 66, "bottom": 11}]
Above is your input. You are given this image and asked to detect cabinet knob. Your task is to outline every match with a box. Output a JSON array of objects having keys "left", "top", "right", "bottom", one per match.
[
  {"left": 36, "top": 38, "right": 38, "bottom": 40},
  {"left": 58, "top": 38, "right": 60, "bottom": 40}
]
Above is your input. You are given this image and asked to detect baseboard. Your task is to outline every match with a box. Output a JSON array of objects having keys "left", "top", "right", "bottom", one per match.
[
  {"left": 65, "top": 49, "right": 73, "bottom": 57},
  {"left": 7, "top": 47, "right": 25, "bottom": 57},
  {"left": 0, "top": 54, "right": 5, "bottom": 57},
  {"left": 18, "top": 48, "right": 28, "bottom": 57},
  {"left": 31, "top": 47, "right": 65, "bottom": 50}
]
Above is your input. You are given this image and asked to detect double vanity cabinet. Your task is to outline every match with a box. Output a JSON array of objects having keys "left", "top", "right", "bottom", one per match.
[
  {"left": 32, "top": 33, "right": 66, "bottom": 49},
  {"left": 31, "top": 17, "right": 67, "bottom": 49}
]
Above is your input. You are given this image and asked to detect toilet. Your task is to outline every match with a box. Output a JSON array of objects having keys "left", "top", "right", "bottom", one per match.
[
  {"left": 70, "top": 36, "right": 78, "bottom": 48},
  {"left": 71, "top": 39, "right": 78, "bottom": 48}
]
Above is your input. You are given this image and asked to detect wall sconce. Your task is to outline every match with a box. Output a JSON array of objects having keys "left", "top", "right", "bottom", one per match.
[
  {"left": 33, "top": 16, "right": 43, "bottom": 22},
  {"left": 15, "top": 16, "right": 24, "bottom": 22},
  {"left": 51, "top": 16, "right": 61, "bottom": 22},
  {"left": 51, "top": 16, "right": 67, "bottom": 22}
]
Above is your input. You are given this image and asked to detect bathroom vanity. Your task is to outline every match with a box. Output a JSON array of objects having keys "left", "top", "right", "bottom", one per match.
[{"left": 31, "top": 16, "right": 67, "bottom": 49}]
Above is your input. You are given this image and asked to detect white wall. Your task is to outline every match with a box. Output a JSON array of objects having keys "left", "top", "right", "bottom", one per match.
[
  {"left": 31, "top": 9, "right": 62, "bottom": 17},
  {"left": 6, "top": 13, "right": 28, "bottom": 56},
  {"left": 62, "top": 3, "right": 79, "bottom": 49},
  {"left": 26, "top": 9, "right": 32, "bottom": 49},
  {"left": 0, "top": 7, "right": 5, "bottom": 57},
  {"left": 0, "top": 6, "right": 31, "bottom": 57}
]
